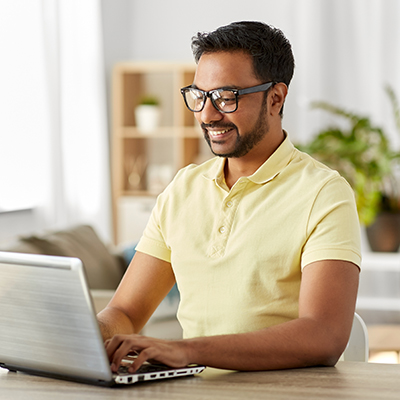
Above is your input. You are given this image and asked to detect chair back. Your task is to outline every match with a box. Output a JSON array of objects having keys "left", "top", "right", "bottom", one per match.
[{"left": 342, "top": 312, "right": 369, "bottom": 362}]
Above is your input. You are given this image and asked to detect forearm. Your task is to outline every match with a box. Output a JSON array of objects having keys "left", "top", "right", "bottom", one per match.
[
  {"left": 97, "top": 306, "right": 137, "bottom": 341},
  {"left": 184, "top": 317, "right": 346, "bottom": 371},
  {"left": 105, "top": 261, "right": 358, "bottom": 372},
  {"left": 97, "top": 252, "right": 176, "bottom": 342},
  {"left": 106, "top": 316, "right": 348, "bottom": 373}
]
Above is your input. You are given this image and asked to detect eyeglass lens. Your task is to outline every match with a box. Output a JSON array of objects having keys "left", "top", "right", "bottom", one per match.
[{"left": 184, "top": 89, "right": 237, "bottom": 113}]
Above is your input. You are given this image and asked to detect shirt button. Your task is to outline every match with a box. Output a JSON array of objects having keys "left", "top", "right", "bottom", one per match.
[
  {"left": 219, "top": 226, "right": 226, "bottom": 234},
  {"left": 226, "top": 201, "right": 233, "bottom": 208}
]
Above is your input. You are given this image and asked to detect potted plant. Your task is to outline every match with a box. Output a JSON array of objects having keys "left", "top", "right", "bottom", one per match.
[
  {"left": 135, "top": 95, "right": 161, "bottom": 133},
  {"left": 298, "top": 85, "right": 400, "bottom": 251}
]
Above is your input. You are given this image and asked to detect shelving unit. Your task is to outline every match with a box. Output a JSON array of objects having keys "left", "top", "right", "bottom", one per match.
[{"left": 111, "top": 62, "right": 211, "bottom": 244}]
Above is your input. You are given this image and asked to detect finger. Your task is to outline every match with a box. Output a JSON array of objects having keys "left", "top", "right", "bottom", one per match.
[
  {"left": 104, "top": 335, "right": 124, "bottom": 359},
  {"left": 105, "top": 334, "right": 140, "bottom": 356},
  {"left": 128, "top": 348, "right": 158, "bottom": 373},
  {"left": 105, "top": 335, "right": 134, "bottom": 371},
  {"left": 110, "top": 344, "right": 132, "bottom": 371},
  {"left": 110, "top": 339, "right": 143, "bottom": 372}
]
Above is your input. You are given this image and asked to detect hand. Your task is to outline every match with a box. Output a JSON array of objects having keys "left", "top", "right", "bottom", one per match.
[{"left": 105, "top": 334, "right": 190, "bottom": 373}]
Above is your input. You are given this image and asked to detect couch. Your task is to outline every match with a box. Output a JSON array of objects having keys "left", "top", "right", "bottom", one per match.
[
  {"left": 0, "top": 224, "right": 129, "bottom": 313},
  {"left": 0, "top": 224, "right": 127, "bottom": 290}
]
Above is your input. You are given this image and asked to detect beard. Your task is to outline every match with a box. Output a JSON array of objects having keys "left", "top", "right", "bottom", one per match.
[{"left": 202, "top": 100, "right": 270, "bottom": 158}]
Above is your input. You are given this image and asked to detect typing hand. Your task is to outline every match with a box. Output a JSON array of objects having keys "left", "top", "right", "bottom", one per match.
[{"left": 104, "top": 334, "right": 190, "bottom": 373}]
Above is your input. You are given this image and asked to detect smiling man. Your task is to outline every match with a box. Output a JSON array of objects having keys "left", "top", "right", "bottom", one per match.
[{"left": 98, "top": 21, "right": 361, "bottom": 373}]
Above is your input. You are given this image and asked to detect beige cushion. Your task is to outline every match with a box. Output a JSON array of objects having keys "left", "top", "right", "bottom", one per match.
[
  {"left": 19, "top": 225, "right": 124, "bottom": 290},
  {"left": 0, "top": 240, "right": 43, "bottom": 255}
]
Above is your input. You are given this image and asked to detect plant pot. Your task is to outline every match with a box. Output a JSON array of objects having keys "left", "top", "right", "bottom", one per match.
[
  {"left": 365, "top": 212, "right": 400, "bottom": 252},
  {"left": 135, "top": 105, "right": 160, "bottom": 134}
]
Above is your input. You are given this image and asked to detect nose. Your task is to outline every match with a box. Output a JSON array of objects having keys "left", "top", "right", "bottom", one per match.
[{"left": 196, "top": 97, "right": 223, "bottom": 125}]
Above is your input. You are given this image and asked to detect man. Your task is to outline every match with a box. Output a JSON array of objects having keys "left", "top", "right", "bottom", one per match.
[{"left": 98, "top": 21, "right": 361, "bottom": 373}]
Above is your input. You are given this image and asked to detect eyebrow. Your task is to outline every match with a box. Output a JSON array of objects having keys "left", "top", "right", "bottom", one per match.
[{"left": 190, "top": 84, "right": 240, "bottom": 92}]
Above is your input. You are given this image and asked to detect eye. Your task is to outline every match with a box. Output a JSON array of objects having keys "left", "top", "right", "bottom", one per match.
[
  {"left": 211, "top": 90, "right": 236, "bottom": 111},
  {"left": 217, "top": 90, "right": 236, "bottom": 104},
  {"left": 189, "top": 89, "right": 203, "bottom": 100}
]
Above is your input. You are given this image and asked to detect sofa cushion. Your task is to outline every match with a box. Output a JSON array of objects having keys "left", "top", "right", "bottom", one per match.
[
  {"left": 0, "top": 240, "right": 44, "bottom": 255},
  {"left": 19, "top": 225, "right": 124, "bottom": 290}
]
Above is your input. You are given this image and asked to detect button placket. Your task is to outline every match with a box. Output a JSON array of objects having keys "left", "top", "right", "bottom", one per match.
[{"left": 207, "top": 182, "right": 247, "bottom": 258}]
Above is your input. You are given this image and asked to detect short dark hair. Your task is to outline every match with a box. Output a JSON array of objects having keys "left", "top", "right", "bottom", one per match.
[{"left": 191, "top": 21, "right": 295, "bottom": 88}]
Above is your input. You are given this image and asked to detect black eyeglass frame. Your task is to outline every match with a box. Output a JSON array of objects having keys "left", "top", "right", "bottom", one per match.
[{"left": 180, "top": 81, "right": 275, "bottom": 114}]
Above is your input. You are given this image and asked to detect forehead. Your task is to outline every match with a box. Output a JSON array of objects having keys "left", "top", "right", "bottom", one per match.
[{"left": 194, "top": 51, "right": 260, "bottom": 90}]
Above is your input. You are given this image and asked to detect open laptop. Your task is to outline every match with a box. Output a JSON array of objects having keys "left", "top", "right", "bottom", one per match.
[{"left": 0, "top": 251, "right": 205, "bottom": 386}]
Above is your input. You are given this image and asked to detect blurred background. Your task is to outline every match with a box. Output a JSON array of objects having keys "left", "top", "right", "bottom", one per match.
[{"left": 1, "top": 0, "right": 399, "bottom": 243}]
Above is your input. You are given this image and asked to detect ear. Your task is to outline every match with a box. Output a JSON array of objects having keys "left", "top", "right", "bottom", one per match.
[{"left": 268, "top": 83, "right": 288, "bottom": 116}]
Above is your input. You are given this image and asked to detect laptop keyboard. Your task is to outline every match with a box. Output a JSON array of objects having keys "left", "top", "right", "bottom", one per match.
[{"left": 118, "top": 363, "right": 170, "bottom": 375}]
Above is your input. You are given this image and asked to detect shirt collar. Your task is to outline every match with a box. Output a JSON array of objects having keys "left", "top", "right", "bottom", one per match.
[{"left": 203, "top": 133, "right": 295, "bottom": 187}]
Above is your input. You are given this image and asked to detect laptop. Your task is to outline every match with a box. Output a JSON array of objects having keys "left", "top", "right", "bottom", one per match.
[{"left": 0, "top": 251, "right": 205, "bottom": 386}]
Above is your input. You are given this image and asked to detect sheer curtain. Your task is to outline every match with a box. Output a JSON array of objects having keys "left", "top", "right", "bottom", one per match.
[
  {"left": 0, "top": 0, "right": 111, "bottom": 242},
  {"left": 49, "top": 0, "right": 111, "bottom": 242}
]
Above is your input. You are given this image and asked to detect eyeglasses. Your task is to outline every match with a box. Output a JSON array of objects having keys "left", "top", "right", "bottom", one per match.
[{"left": 180, "top": 82, "right": 274, "bottom": 114}]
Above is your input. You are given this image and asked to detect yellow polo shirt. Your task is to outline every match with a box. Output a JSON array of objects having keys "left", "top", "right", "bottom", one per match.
[{"left": 136, "top": 136, "right": 361, "bottom": 338}]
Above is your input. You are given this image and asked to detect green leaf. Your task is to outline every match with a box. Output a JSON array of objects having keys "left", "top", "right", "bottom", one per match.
[{"left": 299, "top": 87, "right": 400, "bottom": 225}]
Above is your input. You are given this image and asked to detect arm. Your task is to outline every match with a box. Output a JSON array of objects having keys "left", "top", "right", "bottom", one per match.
[
  {"left": 97, "top": 251, "right": 175, "bottom": 341},
  {"left": 105, "top": 259, "right": 360, "bottom": 372}
]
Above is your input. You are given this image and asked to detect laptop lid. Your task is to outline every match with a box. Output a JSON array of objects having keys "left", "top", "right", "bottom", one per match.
[
  {"left": 0, "top": 251, "right": 114, "bottom": 385},
  {"left": 0, "top": 251, "right": 205, "bottom": 386}
]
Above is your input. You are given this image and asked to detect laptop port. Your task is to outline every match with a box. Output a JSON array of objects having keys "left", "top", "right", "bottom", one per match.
[
  {"left": 127, "top": 377, "right": 132, "bottom": 383},
  {"left": 168, "top": 372, "right": 174, "bottom": 376},
  {"left": 150, "top": 374, "right": 157, "bottom": 378},
  {"left": 159, "top": 373, "right": 165, "bottom": 377},
  {"left": 138, "top": 375, "right": 144, "bottom": 382}
]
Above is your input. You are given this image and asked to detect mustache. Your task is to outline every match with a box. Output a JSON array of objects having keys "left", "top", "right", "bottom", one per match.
[{"left": 201, "top": 122, "right": 237, "bottom": 130}]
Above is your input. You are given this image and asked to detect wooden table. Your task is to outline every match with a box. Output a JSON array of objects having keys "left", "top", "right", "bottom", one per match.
[{"left": 2, "top": 361, "right": 400, "bottom": 400}]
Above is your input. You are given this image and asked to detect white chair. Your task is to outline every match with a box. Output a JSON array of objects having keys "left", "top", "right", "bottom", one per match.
[{"left": 342, "top": 312, "right": 369, "bottom": 362}]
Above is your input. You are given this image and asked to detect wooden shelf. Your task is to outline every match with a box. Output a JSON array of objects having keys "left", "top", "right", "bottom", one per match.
[{"left": 111, "top": 61, "right": 212, "bottom": 243}]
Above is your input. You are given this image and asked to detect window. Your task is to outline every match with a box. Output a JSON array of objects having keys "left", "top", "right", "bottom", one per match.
[{"left": 0, "top": 1, "right": 50, "bottom": 212}]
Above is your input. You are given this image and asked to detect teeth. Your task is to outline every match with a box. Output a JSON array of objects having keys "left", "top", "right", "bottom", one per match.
[{"left": 209, "top": 129, "right": 230, "bottom": 137}]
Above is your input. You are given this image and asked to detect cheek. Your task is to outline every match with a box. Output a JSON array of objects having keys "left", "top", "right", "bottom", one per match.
[
  {"left": 229, "top": 112, "right": 253, "bottom": 132},
  {"left": 238, "top": 102, "right": 267, "bottom": 129}
]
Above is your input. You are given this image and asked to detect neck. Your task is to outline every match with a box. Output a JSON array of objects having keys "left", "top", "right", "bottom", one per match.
[{"left": 224, "top": 129, "right": 285, "bottom": 189}]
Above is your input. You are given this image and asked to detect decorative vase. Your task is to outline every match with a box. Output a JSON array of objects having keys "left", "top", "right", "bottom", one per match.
[
  {"left": 365, "top": 212, "right": 400, "bottom": 252},
  {"left": 135, "top": 105, "right": 160, "bottom": 134}
]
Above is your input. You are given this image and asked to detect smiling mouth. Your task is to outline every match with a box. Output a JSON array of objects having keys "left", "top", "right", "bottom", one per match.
[{"left": 207, "top": 128, "right": 234, "bottom": 138}]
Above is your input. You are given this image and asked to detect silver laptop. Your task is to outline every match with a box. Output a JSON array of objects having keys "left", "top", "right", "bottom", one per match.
[{"left": 0, "top": 251, "right": 205, "bottom": 386}]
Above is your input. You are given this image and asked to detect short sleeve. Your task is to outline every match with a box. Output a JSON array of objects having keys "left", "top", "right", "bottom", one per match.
[
  {"left": 135, "top": 192, "right": 172, "bottom": 263},
  {"left": 301, "top": 176, "right": 362, "bottom": 269}
]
